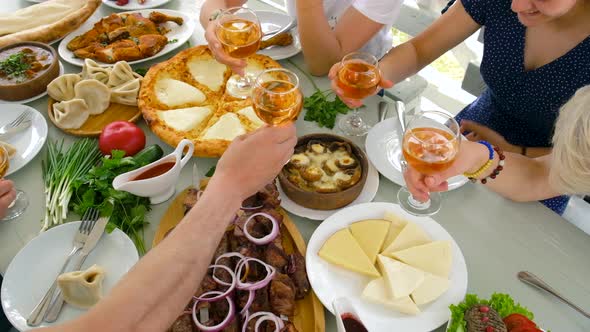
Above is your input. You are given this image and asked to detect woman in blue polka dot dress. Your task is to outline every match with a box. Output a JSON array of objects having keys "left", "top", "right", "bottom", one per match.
[{"left": 331, "top": 0, "right": 590, "bottom": 214}]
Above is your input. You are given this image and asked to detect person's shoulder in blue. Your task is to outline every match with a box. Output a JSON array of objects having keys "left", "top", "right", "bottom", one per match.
[{"left": 332, "top": 0, "right": 590, "bottom": 214}]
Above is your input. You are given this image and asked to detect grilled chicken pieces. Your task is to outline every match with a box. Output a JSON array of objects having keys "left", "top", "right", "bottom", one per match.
[{"left": 67, "top": 12, "right": 183, "bottom": 63}]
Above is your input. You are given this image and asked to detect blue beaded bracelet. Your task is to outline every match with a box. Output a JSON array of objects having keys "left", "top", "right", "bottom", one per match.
[{"left": 477, "top": 140, "right": 494, "bottom": 160}]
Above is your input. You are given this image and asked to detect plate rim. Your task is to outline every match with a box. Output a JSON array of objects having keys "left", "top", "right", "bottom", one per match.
[
  {"left": 1, "top": 221, "right": 139, "bottom": 331},
  {"left": 255, "top": 10, "right": 301, "bottom": 60},
  {"left": 305, "top": 201, "right": 468, "bottom": 332},
  {"left": 277, "top": 161, "right": 380, "bottom": 220},
  {"left": 101, "top": 0, "right": 174, "bottom": 10},
  {"left": 58, "top": 9, "right": 195, "bottom": 67},
  {"left": 366, "top": 117, "right": 469, "bottom": 190}
]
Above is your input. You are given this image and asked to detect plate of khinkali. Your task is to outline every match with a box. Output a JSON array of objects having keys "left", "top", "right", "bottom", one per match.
[
  {"left": 1, "top": 221, "right": 139, "bottom": 331},
  {"left": 47, "top": 59, "right": 143, "bottom": 136}
]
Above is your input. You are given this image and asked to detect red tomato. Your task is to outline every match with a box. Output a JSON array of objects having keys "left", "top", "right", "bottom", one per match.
[
  {"left": 99, "top": 121, "right": 146, "bottom": 156},
  {"left": 504, "top": 314, "right": 537, "bottom": 331},
  {"left": 509, "top": 326, "right": 543, "bottom": 332}
]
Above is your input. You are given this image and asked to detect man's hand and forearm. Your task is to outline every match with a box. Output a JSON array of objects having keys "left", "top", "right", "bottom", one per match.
[{"left": 36, "top": 124, "right": 297, "bottom": 332}]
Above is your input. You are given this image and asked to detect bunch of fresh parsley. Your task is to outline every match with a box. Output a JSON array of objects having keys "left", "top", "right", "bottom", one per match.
[
  {"left": 71, "top": 150, "right": 152, "bottom": 255},
  {"left": 0, "top": 52, "right": 30, "bottom": 79}
]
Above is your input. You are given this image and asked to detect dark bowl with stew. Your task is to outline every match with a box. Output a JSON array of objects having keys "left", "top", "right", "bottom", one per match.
[
  {"left": 0, "top": 42, "right": 59, "bottom": 101},
  {"left": 278, "top": 133, "right": 369, "bottom": 210}
]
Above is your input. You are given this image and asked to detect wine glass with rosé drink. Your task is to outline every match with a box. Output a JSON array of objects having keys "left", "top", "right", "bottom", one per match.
[
  {"left": 335, "top": 52, "right": 382, "bottom": 136},
  {"left": 0, "top": 145, "right": 28, "bottom": 220},
  {"left": 398, "top": 110, "right": 460, "bottom": 216},
  {"left": 215, "top": 7, "right": 262, "bottom": 99},
  {"left": 252, "top": 68, "right": 303, "bottom": 126}
]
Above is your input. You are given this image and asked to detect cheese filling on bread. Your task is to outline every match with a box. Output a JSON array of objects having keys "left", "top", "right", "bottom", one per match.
[
  {"left": 155, "top": 78, "right": 206, "bottom": 107},
  {"left": 158, "top": 106, "right": 212, "bottom": 132},
  {"left": 187, "top": 58, "right": 227, "bottom": 91},
  {"left": 202, "top": 113, "right": 246, "bottom": 141}
]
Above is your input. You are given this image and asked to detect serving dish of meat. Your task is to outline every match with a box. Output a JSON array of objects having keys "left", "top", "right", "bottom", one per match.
[
  {"left": 58, "top": 9, "right": 195, "bottom": 67},
  {"left": 153, "top": 182, "right": 325, "bottom": 332}
]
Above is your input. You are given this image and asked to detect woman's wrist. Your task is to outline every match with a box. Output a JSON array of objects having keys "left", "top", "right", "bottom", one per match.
[{"left": 463, "top": 141, "right": 492, "bottom": 174}]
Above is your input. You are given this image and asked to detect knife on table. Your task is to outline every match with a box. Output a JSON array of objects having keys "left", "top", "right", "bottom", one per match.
[{"left": 43, "top": 216, "right": 109, "bottom": 323}]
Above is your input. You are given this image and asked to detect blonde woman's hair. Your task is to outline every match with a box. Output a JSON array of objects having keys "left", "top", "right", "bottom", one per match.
[{"left": 550, "top": 85, "right": 590, "bottom": 195}]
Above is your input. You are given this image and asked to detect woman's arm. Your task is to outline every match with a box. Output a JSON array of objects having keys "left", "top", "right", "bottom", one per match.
[
  {"left": 296, "top": 0, "right": 386, "bottom": 76},
  {"left": 35, "top": 124, "right": 297, "bottom": 332},
  {"left": 405, "top": 140, "right": 560, "bottom": 203}
]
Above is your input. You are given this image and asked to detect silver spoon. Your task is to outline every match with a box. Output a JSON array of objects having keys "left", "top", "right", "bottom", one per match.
[{"left": 518, "top": 271, "right": 590, "bottom": 319}]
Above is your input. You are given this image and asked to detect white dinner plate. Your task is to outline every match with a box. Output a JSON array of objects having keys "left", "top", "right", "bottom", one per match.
[
  {"left": 0, "top": 104, "right": 48, "bottom": 176},
  {"left": 366, "top": 117, "right": 469, "bottom": 190},
  {"left": 0, "top": 62, "right": 64, "bottom": 105},
  {"left": 59, "top": 9, "right": 195, "bottom": 67},
  {"left": 255, "top": 11, "right": 301, "bottom": 61},
  {"left": 278, "top": 161, "right": 380, "bottom": 221},
  {"left": 101, "top": 0, "right": 173, "bottom": 11},
  {"left": 1, "top": 221, "right": 139, "bottom": 331},
  {"left": 306, "top": 202, "right": 468, "bottom": 332}
]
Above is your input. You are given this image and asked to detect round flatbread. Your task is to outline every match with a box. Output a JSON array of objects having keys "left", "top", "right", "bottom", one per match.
[{"left": 139, "top": 46, "right": 282, "bottom": 157}]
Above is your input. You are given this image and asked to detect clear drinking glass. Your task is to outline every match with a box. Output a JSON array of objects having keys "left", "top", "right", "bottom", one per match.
[
  {"left": 252, "top": 68, "right": 303, "bottom": 126},
  {"left": 216, "top": 7, "right": 262, "bottom": 99},
  {"left": 0, "top": 145, "right": 29, "bottom": 220},
  {"left": 335, "top": 52, "right": 381, "bottom": 136},
  {"left": 397, "top": 110, "right": 460, "bottom": 216}
]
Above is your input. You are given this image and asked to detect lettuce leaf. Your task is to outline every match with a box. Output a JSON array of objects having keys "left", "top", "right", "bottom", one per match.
[{"left": 447, "top": 293, "right": 534, "bottom": 332}]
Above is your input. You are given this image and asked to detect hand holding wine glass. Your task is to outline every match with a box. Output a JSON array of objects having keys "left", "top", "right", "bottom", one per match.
[
  {"left": 328, "top": 60, "right": 394, "bottom": 109},
  {"left": 397, "top": 111, "right": 461, "bottom": 216},
  {"left": 214, "top": 7, "right": 262, "bottom": 99}
]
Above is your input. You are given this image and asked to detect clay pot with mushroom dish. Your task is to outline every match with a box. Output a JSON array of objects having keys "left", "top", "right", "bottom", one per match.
[
  {"left": 278, "top": 133, "right": 368, "bottom": 210},
  {"left": 0, "top": 42, "right": 59, "bottom": 101}
]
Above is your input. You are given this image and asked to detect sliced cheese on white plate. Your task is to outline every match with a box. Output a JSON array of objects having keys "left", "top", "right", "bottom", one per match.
[
  {"left": 318, "top": 228, "right": 380, "bottom": 278},
  {"left": 202, "top": 113, "right": 246, "bottom": 141},
  {"left": 155, "top": 78, "right": 206, "bottom": 107},
  {"left": 377, "top": 255, "right": 424, "bottom": 299},
  {"left": 410, "top": 273, "right": 450, "bottom": 305},
  {"left": 237, "top": 106, "right": 265, "bottom": 128},
  {"left": 157, "top": 106, "right": 212, "bottom": 132},
  {"left": 349, "top": 219, "right": 390, "bottom": 264},
  {"left": 187, "top": 58, "right": 227, "bottom": 91},
  {"left": 390, "top": 240, "right": 452, "bottom": 278},
  {"left": 381, "top": 211, "right": 408, "bottom": 252},
  {"left": 382, "top": 221, "right": 431, "bottom": 254},
  {"left": 362, "top": 278, "right": 420, "bottom": 315}
]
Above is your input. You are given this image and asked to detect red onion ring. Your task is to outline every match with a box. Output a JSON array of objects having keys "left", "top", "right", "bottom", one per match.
[
  {"left": 241, "top": 311, "right": 284, "bottom": 332},
  {"left": 241, "top": 202, "right": 263, "bottom": 211},
  {"left": 243, "top": 212, "right": 279, "bottom": 245},
  {"left": 194, "top": 265, "right": 236, "bottom": 302},
  {"left": 213, "top": 253, "right": 245, "bottom": 286},
  {"left": 236, "top": 257, "right": 276, "bottom": 291},
  {"left": 239, "top": 290, "right": 255, "bottom": 316},
  {"left": 192, "top": 291, "right": 235, "bottom": 332}
]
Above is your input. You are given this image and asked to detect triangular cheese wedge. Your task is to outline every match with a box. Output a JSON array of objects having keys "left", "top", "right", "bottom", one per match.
[
  {"left": 377, "top": 255, "right": 424, "bottom": 299},
  {"left": 349, "top": 219, "right": 390, "bottom": 264},
  {"left": 202, "top": 113, "right": 246, "bottom": 141},
  {"left": 237, "top": 106, "right": 265, "bottom": 128},
  {"left": 157, "top": 106, "right": 212, "bottom": 132},
  {"left": 390, "top": 240, "right": 452, "bottom": 278},
  {"left": 381, "top": 211, "right": 408, "bottom": 252},
  {"left": 362, "top": 278, "right": 420, "bottom": 315},
  {"left": 318, "top": 229, "right": 380, "bottom": 277},
  {"left": 410, "top": 273, "right": 450, "bottom": 305},
  {"left": 382, "top": 222, "right": 430, "bottom": 254},
  {"left": 155, "top": 78, "right": 206, "bottom": 107},
  {"left": 187, "top": 57, "right": 227, "bottom": 91}
]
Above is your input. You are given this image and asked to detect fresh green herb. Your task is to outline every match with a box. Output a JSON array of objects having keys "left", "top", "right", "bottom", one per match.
[
  {"left": 71, "top": 147, "right": 162, "bottom": 255},
  {"left": 0, "top": 52, "right": 31, "bottom": 79},
  {"left": 134, "top": 68, "right": 148, "bottom": 76},
  {"left": 287, "top": 60, "right": 352, "bottom": 129},
  {"left": 41, "top": 139, "right": 102, "bottom": 232},
  {"left": 448, "top": 293, "right": 534, "bottom": 332},
  {"left": 205, "top": 166, "right": 216, "bottom": 177},
  {"left": 168, "top": 38, "right": 178, "bottom": 44}
]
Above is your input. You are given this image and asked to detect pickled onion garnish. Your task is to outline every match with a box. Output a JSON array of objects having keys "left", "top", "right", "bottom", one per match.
[
  {"left": 239, "top": 290, "right": 255, "bottom": 315},
  {"left": 213, "top": 253, "right": 245, "bottom": 286},
  {"left": 243, "top": 212, "right": 279, "bottom": 245},
  {"left": 241, "top": 311, "right": 284, "bottom": 332},
  {"left": 194, "top": 265, "right": 235, "bottom": 302},
  {"left": 192, "top": 291, "right": 235, "bottom": 332},
  {"left": 236, "top": 257, "right": 276, "bottom": 291}
]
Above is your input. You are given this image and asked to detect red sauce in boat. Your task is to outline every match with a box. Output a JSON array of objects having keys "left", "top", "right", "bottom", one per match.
[
  {"left": 133, "top": 162, "right": 175, "bottom": 181},
  {"left": 341, "top": 313, "right": 368, "bottom": 332}
]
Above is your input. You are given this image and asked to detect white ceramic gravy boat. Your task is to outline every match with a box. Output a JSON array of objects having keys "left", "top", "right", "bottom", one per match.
[
  {"left": 112, "top": 139, "right": 194, "bottom": 204},
  {"left": 333, "top": 297, "right": 368, "bottom": 332}
]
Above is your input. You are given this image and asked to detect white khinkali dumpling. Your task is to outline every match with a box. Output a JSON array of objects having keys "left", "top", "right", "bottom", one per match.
[
  {"left": 52, "top": 99, "right": 90, "bottom": 129},
  {"left": 81, "top": 59, "right": 111, "bottom": 85},
  {"left": 111, "top": 78, "right": 141, "bottom": 106},
  {"left": 57, "top": 264, "right": 105, "bottom": 309},
  {"left": 74, "top": 79, "right": 111, "bottom": 115},
  {"left": 47, "top": 74, "right": 81, "bottom": 101},
  {"left": 107, "top": 61, "right": 142, "bottom": 88}
]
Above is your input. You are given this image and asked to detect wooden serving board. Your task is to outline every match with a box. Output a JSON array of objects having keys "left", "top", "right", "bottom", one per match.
[
  {"left": 153, "top": 187, "right": 326, "bottom": 332},
  {"left": 48, "top": 98, "right": 142, "bottom": 137}
]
